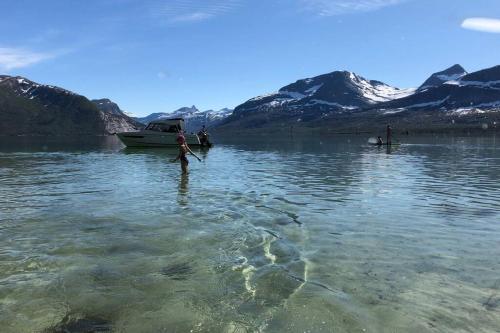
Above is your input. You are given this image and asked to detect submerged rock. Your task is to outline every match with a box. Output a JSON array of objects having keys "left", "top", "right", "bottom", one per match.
[
  {"left": 251, "top": 266, "right": 303, "bottom": 307},
  {"left": 43, "top": 314, "right": 112, "bottom": 333},
  {"left": 160, "top": 262, "right": 193, "bottom": 280}
]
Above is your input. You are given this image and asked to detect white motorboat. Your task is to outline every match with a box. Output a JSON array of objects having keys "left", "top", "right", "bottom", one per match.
[{"left": 117, "top": 118, "right": 207, "bottom": 147}]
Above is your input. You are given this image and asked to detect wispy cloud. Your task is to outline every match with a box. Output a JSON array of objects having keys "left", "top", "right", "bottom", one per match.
[
  {"left": 0, "top": 47, "right": 56, "bottom": 71},
  {"left": 301, "top": 0, "right": 409, "bottom": 16},
  {"left": 157, "top": 71, "right": 169, "bottom": 79},
  {"left": 150, "top": 0, "right": 242, "bottom": 23},
  {"left": 28, "top": 29, "right": 62, "bottom": 44},
  {"left": 462, "top": 17, "right": 500, "bottom": 34}
]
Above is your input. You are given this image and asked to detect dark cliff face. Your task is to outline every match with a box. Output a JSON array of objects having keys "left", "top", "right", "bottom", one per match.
[
  {"left": 92, "top": 98, "right": 124, "bottom": 115},
  {"left": 0, "top": 76, "right": 140, "bottom": 136},
  {"left": 91, "top": 98, "right": 144, "bottom": 133},
  {"left": 0, "top": 76, "right": 106, "bottom": 135}
]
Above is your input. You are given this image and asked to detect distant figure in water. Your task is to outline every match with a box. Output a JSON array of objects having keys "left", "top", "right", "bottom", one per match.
[
  {"left": 172, "top": 135, "right": 201, "bottom": 174},
  {"left": 386, "top": 125, "right": 392, "bottom": 145},
  {"left": 197, "top": 125, "right": 210, "bottom": 147},
  {"left": 377, "top": 136, "right": 384, "bottom": 145}
]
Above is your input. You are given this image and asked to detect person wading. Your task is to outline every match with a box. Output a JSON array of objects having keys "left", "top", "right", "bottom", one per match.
[
  {"left": 386, "top": 125, "right": 393, "bottom": 145},
  {"left": 171, "top": 134, "right": 201, "bottom": 174}
]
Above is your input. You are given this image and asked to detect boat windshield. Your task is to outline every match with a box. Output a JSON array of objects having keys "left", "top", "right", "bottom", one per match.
[{"left": 145, "top": 123, "right": 181, "bottom": 132}]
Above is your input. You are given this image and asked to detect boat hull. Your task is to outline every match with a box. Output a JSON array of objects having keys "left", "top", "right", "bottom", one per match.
[{"left": 117, "top": 131, "right": 201, "bottom": 147}]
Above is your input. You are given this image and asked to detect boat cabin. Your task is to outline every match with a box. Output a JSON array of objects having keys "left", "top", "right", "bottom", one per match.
[{"left": 145, "top": 118, "right": 186, "bottom": 133}]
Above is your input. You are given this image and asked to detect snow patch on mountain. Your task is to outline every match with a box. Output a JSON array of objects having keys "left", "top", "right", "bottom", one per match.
[
  {"left": 445, "top": 79, "right": 500, "bottom": 90},
  {"left": 305, "top": 84, "right": 323, "bottom": 94},
  {"left": 405, "top": 96, "right": 451, "bottom": 109},
  {"left": 306, "top": 99, "right": 358, "bottom": 110},
  {"left": 418, "top": 65, "right": 468, "bottom": 90},
  {"left": 436, "top": 73, "right": 467, "bottom": 82},
  {"left": 0, "top": 75, "right": 76, "bottom": 100},
  {"left": 348, "top": 72, "right": 415, "bottom": 103},
  {"left": 248, "top": 92, "right": 279, "bottom": 102}
]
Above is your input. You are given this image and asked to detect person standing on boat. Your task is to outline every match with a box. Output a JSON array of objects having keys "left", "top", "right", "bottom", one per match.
[
  {"left": 172, "top": 135, "right": 201, "bottom": 174},
  {"left": 386, "top": 125, "right": 393, "bottom": 145}
]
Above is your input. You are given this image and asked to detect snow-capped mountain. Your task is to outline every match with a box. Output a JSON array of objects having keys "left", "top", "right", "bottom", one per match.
[
  {"left": 0, "top": 75, "right": 76, "bottom": 99},
  {"left": 376, "top": 65, "right": 500, "bottom": 112},
  {"left": 451, "top": 65, "right": 500, "bottom": 90},
  {"left": 418, "top": 64, "right": 468, "bottom": 91},
  {"left": 136, "top": 106, "right": 200, "bottom": 124},
  {"left": 233, "top": 70, "right": 415, "bottom": 116},
  {"left": 137, "top": 106, "right": 233, "bottom": 132},
  {"left": 0, "top": 75, "right": 141, "bottom": 135},
  {"left": 221, "top": 64, "right": 500, "bottom": 130}
]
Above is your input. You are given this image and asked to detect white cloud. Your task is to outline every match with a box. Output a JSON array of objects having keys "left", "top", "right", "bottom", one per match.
[
  {"left": 170, "top": 12, "right": 214, "bottom": 22},
  {"left": 150, "top": 0, "right": 242, "bottom": 23},
  {"left": 301, "top": 0, "right": 409, "bottom": 16},
  {"left": 0, "top": 47, "right": 55, "bottom": 71},
  {"left": 462, "top": 17, "right": 500, "bottom": 34}
]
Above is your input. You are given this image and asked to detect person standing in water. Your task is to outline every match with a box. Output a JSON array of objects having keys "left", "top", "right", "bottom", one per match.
[
  {"left": 386, "top": 125, "right": 393, "bottom": 145},
  {"left": 197, "top": 125, "right": 210, "bottom": 147},
  {"left": 171, "top": 135, "right": 201, "bottom": 174}
]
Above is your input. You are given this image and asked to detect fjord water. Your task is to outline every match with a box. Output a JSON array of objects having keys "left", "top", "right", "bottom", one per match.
[{"left": 1, "top": 135, "right": 499, "bottom": 333}]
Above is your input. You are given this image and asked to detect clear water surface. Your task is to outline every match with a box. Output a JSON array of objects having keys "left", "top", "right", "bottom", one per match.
[{"left": 0, "top": 135, "right": 499, "bottom": 333}]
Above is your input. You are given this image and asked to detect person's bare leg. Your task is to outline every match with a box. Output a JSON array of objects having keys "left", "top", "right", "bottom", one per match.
[{"left": 181, "top": 161, "right": 188, "bottom": 174}]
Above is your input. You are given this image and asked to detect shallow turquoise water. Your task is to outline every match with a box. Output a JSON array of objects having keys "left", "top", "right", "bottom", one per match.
[{"left": 0, "top": 135, "right": 499, "bottom": 332}]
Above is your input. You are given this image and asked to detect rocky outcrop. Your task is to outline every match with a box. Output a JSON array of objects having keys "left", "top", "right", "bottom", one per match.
[{"left": 91, "top": 98, "right": 144, "bottom": 133}]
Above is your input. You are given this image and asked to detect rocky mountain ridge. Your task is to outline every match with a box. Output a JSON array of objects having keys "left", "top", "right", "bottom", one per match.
[
  {"left": 220, "top": 64, "right": 500, "bottom": 131},
  {"left": 417, "top": 64, "right": 468, "bottom": 91},
  {"left": 0, "top": 75, "right": 142, "bottom": 135},
  {"left": 2, "top": 64, "right": 499, "bottom": 136},
  {"left": 136, "top": 106, "right": 233, "bottom": 132},
  {"left": 91, "top": 98, "right": 144, "bottom": 133},
  {"left": 0, "top": 75, "right": 106, "bottom": 135}
]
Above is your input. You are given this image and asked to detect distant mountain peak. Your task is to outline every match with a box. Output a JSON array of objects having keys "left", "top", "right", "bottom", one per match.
[
  {"left": 136, "top": 106, "right": 233, "bottom": 131},
  {"left": 93, "top": 98, "right": 113, "bottom": 105},
  {"left": 418, "top": 64, "right": 468, "bottom": 90},
  {"left": 459, "top": 64, "right": 500, "bottom": 83},
  {"left": 91, "top": 98, "right": 124, "bottom": 116},
  {"left": 0, "top": 75, "right": 76, "bottom": 97},
  {"left": 240, "top": 69, "right": 415, "bottom": 116},
  {"left": 445, "top": 64, "right": 467, "bottom": 73},
  {"left": 172, "top": 105, "right": 199, "bottom": 114}
]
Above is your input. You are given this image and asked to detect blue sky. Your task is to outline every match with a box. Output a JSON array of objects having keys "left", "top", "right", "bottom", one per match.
[{"left": 1, "top": 0, "right": 500, "bottom": 116}]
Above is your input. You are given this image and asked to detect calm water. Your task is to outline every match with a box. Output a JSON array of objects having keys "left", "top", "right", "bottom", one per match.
[{"left": 0, "top": 135, "right": 499, "bottom": 333}]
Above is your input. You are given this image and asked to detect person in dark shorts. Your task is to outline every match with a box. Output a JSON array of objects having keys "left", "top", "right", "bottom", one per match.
[
  {"left": 197, "top": 125, "right": 210, "bottom": 147},
  {"left": 171, "top": 135, "right": 201, "bottom": 174},
  {"left": 386, "top": 125, "right": 392, "bottom": 145}
]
